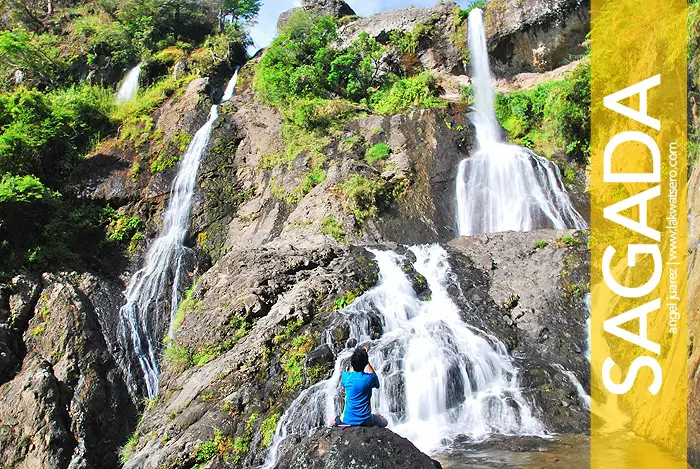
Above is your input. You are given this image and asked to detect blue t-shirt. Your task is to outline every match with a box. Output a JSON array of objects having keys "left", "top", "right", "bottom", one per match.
[{"left": 341, "top": 371, "right": 380, "bottom": 425}]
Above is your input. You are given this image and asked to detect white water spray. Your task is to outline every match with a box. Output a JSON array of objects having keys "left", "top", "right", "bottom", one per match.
[
  {"left": 117, "top": 69, "right": 239, "bottom": 398},
  {"left": 116, "top": 63, "right": 142, "bottom": 104},
  {"left": 262, "top": 245, "right": 542, "bottom": 467},
  {"left": 456, "top": 9, "right": 586, "bottom": 236}
]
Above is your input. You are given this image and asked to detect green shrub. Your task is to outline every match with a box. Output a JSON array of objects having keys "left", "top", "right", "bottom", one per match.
[
  {"left": 535, "top": 240, "right": 549, "bottom": 249},
  {"left": 260, "top": 413, "right": 281, "bottom": 447},
  {"left": 494, "top": 62, "right": 590, "bottom": 164},
  {"left": 456, "top": 0, "right": 488, "bottom": 25},
  {"left": 120, "top": 431, "right": 139, "bottom": 464},
  {"left": 192, "top": 341, "right": 234, "bottom": 367},
  {"left": 557, "top": 235, "right": 579, "bottom": 247},
  {"left": 365, "top": 143, "right": 391, "bottom": 164},
  {"left": 371, "top": 72, "right": 445, "bottom": 115},
  {"left": 0, "top": 174, "right": 50, "bottom": 203},
  {"left": 339, "top": 174, "right": 383, "bottom": 224},
  {"left": 0, "top": 85, "right": 114, "bottom": 182},
  {"left": 321, "top": 216, "right": 346, "bottom": 243},
  {"left": 164, "top": 343, "right": 192, "bottom": 371}
]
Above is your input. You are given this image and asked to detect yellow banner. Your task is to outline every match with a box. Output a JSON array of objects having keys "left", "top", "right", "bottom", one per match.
[{"left": 591, "top": 0, "right": 687, "bottom": 467}]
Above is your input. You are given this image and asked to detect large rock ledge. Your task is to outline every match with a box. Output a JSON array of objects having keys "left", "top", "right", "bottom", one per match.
[{"left": 274, "top": 427, "right": 442, "bottom": 469}]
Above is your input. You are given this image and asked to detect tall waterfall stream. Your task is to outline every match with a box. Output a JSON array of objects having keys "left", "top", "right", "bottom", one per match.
[
  {"left": 117, "top": 69, "right": 240, "bottom": 398},
  {"left": 455, "top": 9, "right": 586, "bottom": 236}
]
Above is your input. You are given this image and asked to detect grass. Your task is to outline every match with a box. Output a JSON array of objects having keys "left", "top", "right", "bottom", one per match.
[
  {"left": 365, "top": 143, "right": 391, "bottom": 164},
  {"left": 260, "top": 413, "right": 281, "bottom": 447},
  {"left": 557, "top": 235, "right": 579, "bottom": 247},
  {"left": 281, "top": 333, "right": 315, "bottom": 391},
  {"left": 321, "top": 216, "right": 346, "bottom": 243},
  {"left": 120, "top": 431, "right": 139, "bottom": 464},
  {"left": 273, "top": 317, "right": 304, "bottom": 345},
  {"left": 164, "top": 343, "right": 192, "bottom": 372},
  {"left": 535, "top": 240, "right": 549, "bottom": 249},
  {"left": 339, "top": 174, "right": 384, "bottom": 224}
]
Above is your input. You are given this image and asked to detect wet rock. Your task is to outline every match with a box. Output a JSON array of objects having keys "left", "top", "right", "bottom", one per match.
[
  {"left": 0, "top": 273, "right": 42, "bottom": 384},
  {"left": 449, "top": 229, "right": 590, "bottom": 432},
  {"left": 274, "top": 426, "right": 442, "bottom": 469}
]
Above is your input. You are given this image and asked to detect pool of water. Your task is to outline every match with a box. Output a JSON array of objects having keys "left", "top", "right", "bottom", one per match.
[
  {"left": 435, "top": 433, "right": 692, "bottom": 469},
  {"left": 435, "top": 434, "right": 589, "bottom": 469}
]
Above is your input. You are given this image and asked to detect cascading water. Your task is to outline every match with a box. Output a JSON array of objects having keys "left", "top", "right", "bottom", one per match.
[
  {"left": 116, "top": 63, "right": 142, "bottom": 104},
  {"left": 456, "top": 9, "right": 586, "bottom": 236},
  {"left": 262, "top": 245, "right": 542, "bottom": 468},
  {"left": 117, "top": 69, "right": 239, "bottom": 398}
]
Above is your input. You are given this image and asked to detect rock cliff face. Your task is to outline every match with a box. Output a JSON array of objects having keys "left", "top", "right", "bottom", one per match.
[
  {"left": 485, "top": 0, "right": 589, "bottom": 76},
  {"left": 0, "top": 273, "right": 137, "bottom": 469}
]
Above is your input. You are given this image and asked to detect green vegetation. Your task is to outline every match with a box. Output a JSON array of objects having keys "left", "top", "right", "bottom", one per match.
[
  {"left": 535, "top": 240, "right": 549, "bottom": 249},
  {"left": 365, "top": 143, "right": 391, "bottom": 164},
  {"left": 321, "top": 216, "right": 346, "bottom": 243},
  {"left": 557, "top": 235, "right": 580, "bottom": 247},
  {"left": 494, "top": 62, "right": 590, "bottom": 164},
  {"left": 260, "top": 413, "right": 281, "bottom": 447},
  {"left": 273, "top": 317, "right": 304, "bottom": 345},
  {"left": 163, "top": 343, "right": 192, "bottom": 372},
  {"left": 120, "top": 431, "right": 139, "bottom": 464},
  {"left": 339, "top": 174, "right": 384, "bottom": 224},
  {"left": 455, "top": 0, "right": 488, "bottom": 25},
  {"left": 334, "top": 289, "right": 361, "bottom": 310},
  {"left": 281, "top": 333, "right": 314, "bottom": 391},
  {"left": 0, "top": 0, "right": 260, "bottom": 279},
  {"left": 371, "top": 72, "right": 445, "bottom": 115},
  {"left": 192, "top": 341, "right": 234, "bottom": 367},
  {"left": 173, "top": 287, "right": 200, "bottom": 331},
  {"left": 194, "top": 429, "right": 232, "bottom": 467}
]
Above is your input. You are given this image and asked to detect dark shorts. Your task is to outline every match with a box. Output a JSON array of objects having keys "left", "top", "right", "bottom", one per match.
[{"left": 334, "top": 414, "right": 388, "bottom": 428}]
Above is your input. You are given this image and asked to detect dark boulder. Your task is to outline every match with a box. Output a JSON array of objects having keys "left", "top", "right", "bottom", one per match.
[{"left": 274, "top": 426, "right": 442, "bottom": 469}]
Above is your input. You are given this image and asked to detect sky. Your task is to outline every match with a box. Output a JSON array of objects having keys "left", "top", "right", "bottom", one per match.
[{"left": 248, "top": 0, "right": 476, "bottom": 52}]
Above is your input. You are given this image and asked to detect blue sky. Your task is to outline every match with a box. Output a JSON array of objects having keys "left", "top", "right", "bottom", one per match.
[{"left": 249, "top": 0, "right": 477, "bottom": 52}]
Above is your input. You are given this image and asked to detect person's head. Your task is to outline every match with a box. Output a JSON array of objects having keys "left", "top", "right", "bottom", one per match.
[{"left": 350, "top": 346, "right": 369, "bottom": 372}]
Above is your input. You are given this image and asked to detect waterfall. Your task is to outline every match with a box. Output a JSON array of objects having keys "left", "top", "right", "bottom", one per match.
[
  {"left": 456, "top": 9, "right": 586, "bottom": 236},
  {"left": 116, "top": 63, "right": 142, "bottom": 104},
  {"left": 221, "top": 67, "right": 240, "bottom": 102},
  {"left": 117, "top": 69, "right": 239, "bottom": 398},
  {"left": 262, "top": 245, "right": 542, "bottom": 468}
]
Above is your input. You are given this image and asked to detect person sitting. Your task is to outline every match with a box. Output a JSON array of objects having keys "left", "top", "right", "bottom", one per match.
[{"left": 331, "top": 346, "right": 388, "bottom": 428}]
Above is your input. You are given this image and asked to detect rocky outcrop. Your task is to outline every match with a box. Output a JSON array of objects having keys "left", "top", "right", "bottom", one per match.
[
  {"left": 302, "top": 0, "right": 355, "bottom": 18},
  {"left": 338, "top": 2, "right": 467, "bottom": 76},
  {"left": 278, "top": 0, "right": 355, "bottom": 32},
  {"left": 449, "top": 229, "right": 590, "bottom": 432},
  {"left": 121, "top": 246, "right": 381, "bottom": 468},
  {"left": 120, "top": 227, "right": 589, "bottom": 468},
  {"left": 0, "top": 273, "right": 136, "bottom": 469},
  {"left": 485, "top": 0, "right": 589, "bottom": 76},
  {"left": 274, "top": 427, "right": 442, "bottom": 469},
  {"left": 191, "top": 85, "right": 476, "bottom": 259}
]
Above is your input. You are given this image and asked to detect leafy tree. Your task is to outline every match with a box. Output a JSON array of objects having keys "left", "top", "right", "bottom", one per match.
[
  {"left": 221, "top": 0, "right": 261, "bottom": 25},
  {"left": 0, "top": 28, "right": 66, "bottom": 88}
]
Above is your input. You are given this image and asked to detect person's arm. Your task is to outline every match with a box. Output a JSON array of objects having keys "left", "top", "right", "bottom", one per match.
[{"left": 364, "top": 346, "right": 380, "bottom": 388}]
